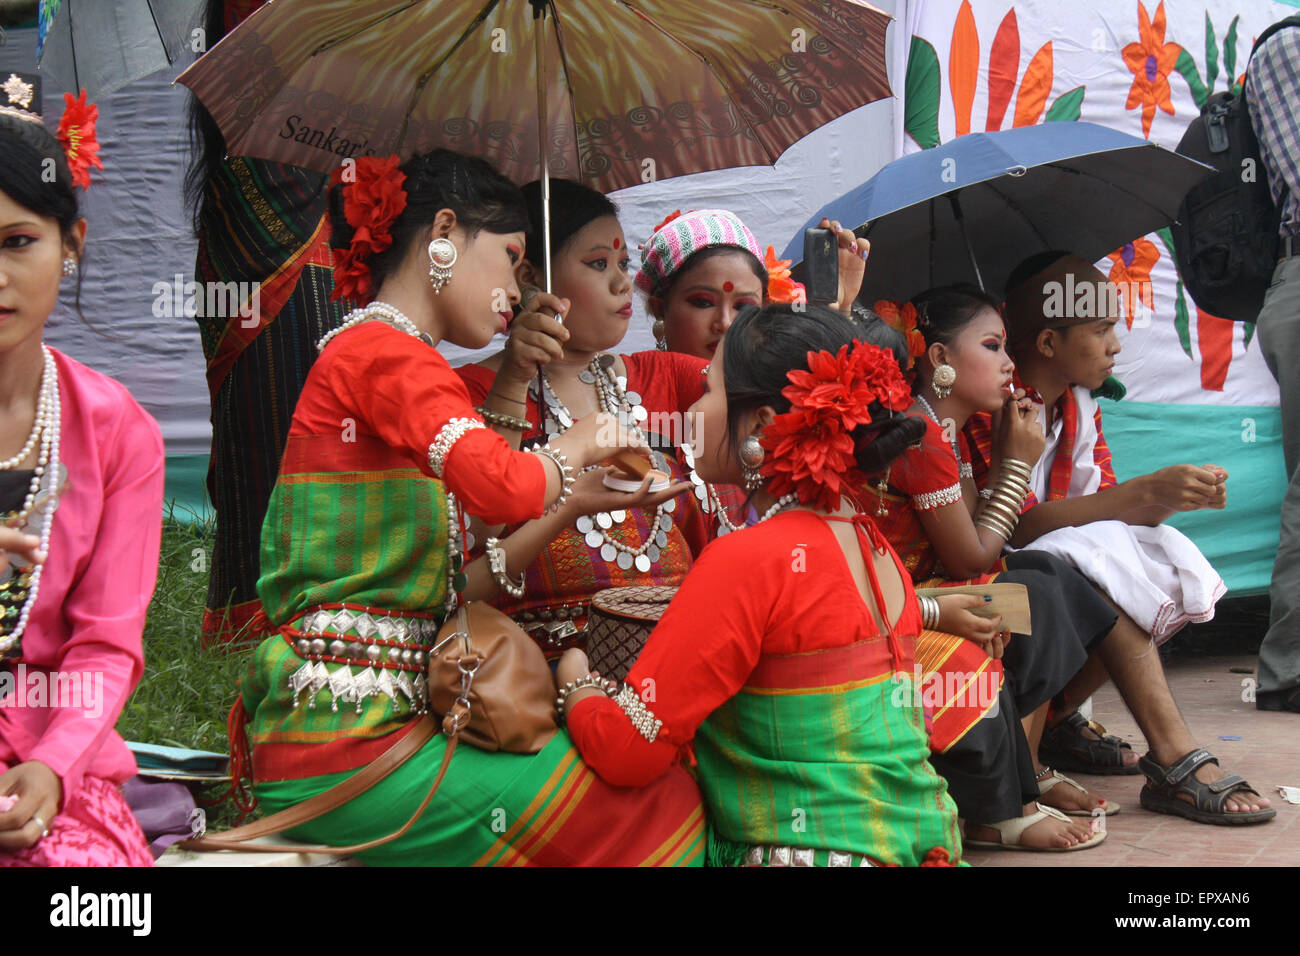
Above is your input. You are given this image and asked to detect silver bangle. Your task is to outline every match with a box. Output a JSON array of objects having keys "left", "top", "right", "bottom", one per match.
[
  {"left": 533, "top": 444, "right": 575, "bottom": 514},
  {"left": 918, "top": 594, "right": 940, "bottom": 630},
  {"left": 555, "top": 674, "right": 616, "bottom": 724},
  {"left": 485, "top": 536, "right": 525, "bottom": 599},
  {"left": 428, "top": 417, "right": 485, "bottom": 478},
  {"left": 615, "top": 682, "right": 664, "bottom": 743}
]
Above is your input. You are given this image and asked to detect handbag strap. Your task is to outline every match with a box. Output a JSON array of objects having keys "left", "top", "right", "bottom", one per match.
[{"left": 178, "top": 714, "right": 452, "bottom": 855}]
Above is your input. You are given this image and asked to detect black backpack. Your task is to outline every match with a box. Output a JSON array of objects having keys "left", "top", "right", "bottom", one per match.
[{"left": 1172, "top": 15, "right": 1300, "bottom": 322}]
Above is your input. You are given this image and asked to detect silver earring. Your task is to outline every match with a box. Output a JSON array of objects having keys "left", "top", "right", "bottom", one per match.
[
  {"left": 62, "top": 257, "right": 77, "bottom": 277},
  {"left": 932, "top": 362, "right": 956, "bottom": 399},
  {"left": 427, "top": 238, "right": 457, "bottom": 294},
  {"left": 740, "top": 435, "right": 765, "bottom": 492}
]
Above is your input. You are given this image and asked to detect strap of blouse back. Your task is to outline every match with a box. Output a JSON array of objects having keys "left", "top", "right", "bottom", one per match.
[{"left": 822, "top": 513, "right": 905, "bottom": 671}]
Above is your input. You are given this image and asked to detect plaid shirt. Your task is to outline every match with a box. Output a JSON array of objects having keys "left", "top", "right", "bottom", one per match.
[{"left": 1246, "top": 25, "right": 1300, "bottom": 240}]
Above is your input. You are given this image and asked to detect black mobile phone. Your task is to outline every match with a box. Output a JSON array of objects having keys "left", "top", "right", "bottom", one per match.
[{"left": 803, "top": 227, "right": 838, "bottom": 306}]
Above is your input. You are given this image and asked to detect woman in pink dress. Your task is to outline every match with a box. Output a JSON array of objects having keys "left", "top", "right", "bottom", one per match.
[{"left": 0, "top": 82, "right": 165, "bottom": 865}]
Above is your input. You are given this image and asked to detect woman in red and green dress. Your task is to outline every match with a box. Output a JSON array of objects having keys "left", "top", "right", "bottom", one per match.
[
  {"left": 240, "top": 151, "right": 704, "bottom": 866},
  {"left": 561, "top": 304, "right": 964, "bottom": 867}
]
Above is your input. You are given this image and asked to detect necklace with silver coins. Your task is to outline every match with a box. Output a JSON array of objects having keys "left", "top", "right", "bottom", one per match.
[
  {"left": 315, "top": 302, "right": 434, "bottom": 353},
  {"left": 680, "top": 439, "right": 745, "bottom": 535},
  {"left": 0, "top": 345, "right": 62, "bottom": 661},
  {"left": 916, "top": 394, "right": 973, "bottom": 479},
  {"left": 531, "top": 354, "right": 674, "bottom": 572}
]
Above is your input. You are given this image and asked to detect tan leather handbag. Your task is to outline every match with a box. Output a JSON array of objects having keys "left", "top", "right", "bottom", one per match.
[
  {"left": 585, "top": 585, "right": 678, "bottom": 682},
  {"left": 426, "top": 601, "right": 559, "bottom": 754},
  {"left": 179, "top": 602, "right": 557, "bottom": 855}
]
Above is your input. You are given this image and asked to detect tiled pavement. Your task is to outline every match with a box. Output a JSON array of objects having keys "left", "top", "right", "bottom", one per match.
[{"left": 964, "top": 654, "right": 1300, "bottom": 867}]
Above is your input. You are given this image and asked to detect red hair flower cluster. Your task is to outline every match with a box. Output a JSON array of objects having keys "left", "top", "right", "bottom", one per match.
[
  {"left": 763, "top": 245, "right": 806, "bottom": 305},
  {"left": 329, "top": 155, "right": 408, "bottom": 303},
  {"left": 872, "top": 299, "right": 926, "bottom": 372},
  {"left": 56, "top": 90, "right": 102, "bottom": 190},
  {"left": 760, "top": 342, "right": 913, "bottom": 511},
  {"left": 650, "top": 209, "right": 684, "bottom": 236}
]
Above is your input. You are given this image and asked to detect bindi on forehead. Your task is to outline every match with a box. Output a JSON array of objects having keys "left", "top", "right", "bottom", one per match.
[
  {"left": 723, "top": 281, "right": 733, "bottom": 292},
  {"left": 612, "top": 237, "right": 620, "bottom": 249}
]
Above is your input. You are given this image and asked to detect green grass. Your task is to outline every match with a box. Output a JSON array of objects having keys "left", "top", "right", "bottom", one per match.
[{"left": 115, "top": 504, "right": 255, "bottom": 826}]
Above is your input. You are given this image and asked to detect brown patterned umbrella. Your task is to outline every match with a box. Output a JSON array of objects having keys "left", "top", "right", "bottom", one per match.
[{"left": 176, "top": 0, "right": 891, "bottom": 194}]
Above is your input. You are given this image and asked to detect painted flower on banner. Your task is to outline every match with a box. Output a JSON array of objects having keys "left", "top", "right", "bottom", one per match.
[
  {"left": 1106, "top": 239, "right": 1158, "bottom": 329},
  {"left": 1121, "top": 1, "right": 1182, "bottom": 138},
  {"left": 903, "top": 1, "right": 1086, "bottom": 149}
]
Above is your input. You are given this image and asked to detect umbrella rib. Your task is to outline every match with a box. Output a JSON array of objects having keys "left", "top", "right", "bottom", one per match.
[
  {"left": 1056, "top": 162, "right": 1181, "bottom": 221},
  {"left": 977, "top": 179, "right": 1053, "bottom": 247},
  {"left": 395, "top": 0, "right": 504, "bottom": 155},
  {"left": 311, "top": 0, "right": 426, "bottom": 55},
  {"left": 145, "top": 0, "right": 171, "bottom": 66},
  {"left": 69, "top": 0, "right": 79, "bottom": 94}
]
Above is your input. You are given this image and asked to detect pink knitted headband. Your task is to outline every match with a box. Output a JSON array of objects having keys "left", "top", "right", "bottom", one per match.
[{"left": 634, "top": 208, "right": 764, "bottom": 296}]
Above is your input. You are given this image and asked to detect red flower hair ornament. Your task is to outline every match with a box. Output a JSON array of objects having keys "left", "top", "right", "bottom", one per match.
[
  {"left": 872, "top": 299, "right": 926, "bottom": 372},
  {"left": 759, "top": 341, "right": 914, "bottom": 512},
  {"left": 329, "top": 155, "right": 408, "bottom": 303},
  {"left": 763, "top": 245, "right": 806, "bottom": 305},
  {"left": 56, "top": 90, "right": 102, "bottom": 190}
]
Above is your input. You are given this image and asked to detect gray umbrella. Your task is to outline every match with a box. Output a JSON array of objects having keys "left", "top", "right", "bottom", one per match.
[{"left": 37, "top": 0, "right": 203, "bottom": 98}]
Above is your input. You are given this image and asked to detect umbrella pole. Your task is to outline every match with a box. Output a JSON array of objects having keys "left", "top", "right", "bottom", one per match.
[
  {"left": 531, "top": 0, "right": 553, "bottom": 433},
  {"left": 947, "top": 192, "right": 985, "bottom": 292},
  {"left": 532, "top": 0, "right": 552, "bottom": 295}
]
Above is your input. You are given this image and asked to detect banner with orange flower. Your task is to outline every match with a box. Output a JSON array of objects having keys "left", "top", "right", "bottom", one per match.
[{"left": 898, "top": 0, "right": 1300, "bottom": 594}]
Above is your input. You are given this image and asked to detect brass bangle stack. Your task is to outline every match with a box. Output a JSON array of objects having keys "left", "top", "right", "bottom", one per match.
[
  {"left": 976, "top": 457, "right": 1033, "bottom": 541},
  {"left": 475, "top": 405, "right": 531, "bottom": 432}
]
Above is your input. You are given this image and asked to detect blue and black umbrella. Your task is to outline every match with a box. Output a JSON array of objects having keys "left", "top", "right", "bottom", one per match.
[
  {"left": 37, "top": 0, "right": 203, "bottom": 98},
  {"left": 784, "top": 121, "right": 1214, "bottom": 303}
]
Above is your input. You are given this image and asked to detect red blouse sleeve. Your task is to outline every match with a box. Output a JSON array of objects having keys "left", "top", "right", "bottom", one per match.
[
  {"left": 323, "top": 324, "right": 547, "bottom": 523},
  {"left": 888, "top": 418, "right": 963, "bottom": 511},
  {"left": 567, "top": 534, "right": 766, "bottom": 786}
]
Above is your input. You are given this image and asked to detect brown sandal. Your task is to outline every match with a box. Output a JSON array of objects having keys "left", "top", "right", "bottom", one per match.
[
  {"left": 1039, "top": 712, "right": 1140, "bottom": 776},
  {"left": 1138, "top": 749, "right": 1276, "bottom": 826}
]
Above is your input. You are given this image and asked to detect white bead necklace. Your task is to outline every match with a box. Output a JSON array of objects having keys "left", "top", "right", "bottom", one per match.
[
  {"left": 916, "top": 394, "right": 973, "bottom": 480},
  {"left": 0, "top": 345, "right": 61, "bottom": 660},
  {"left": 315, "top": 302, "right": 429, "bottom": 353},
  {"left": 532, "top": 355, "right": 672, "bottom": 571},
  {"left": 756, "top": 494, "right": 798, "bottom": 523}
]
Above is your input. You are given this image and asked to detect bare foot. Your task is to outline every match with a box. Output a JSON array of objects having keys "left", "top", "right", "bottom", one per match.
[{"left": 966, "top": 803, "right": 1098, "bottom": 849}]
